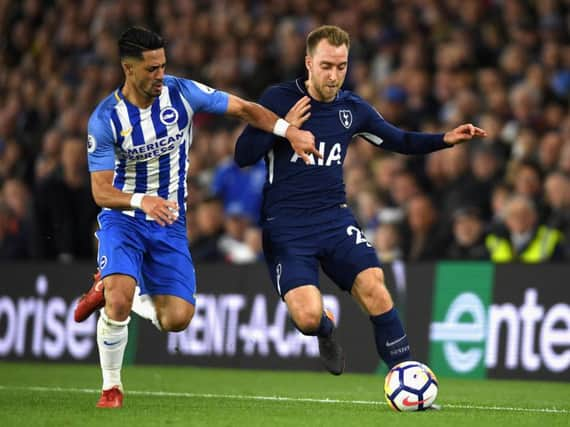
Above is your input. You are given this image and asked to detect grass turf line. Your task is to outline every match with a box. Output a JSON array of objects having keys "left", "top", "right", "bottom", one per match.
[{"left": 0, "top": 363, "right": 568, "bottom": 427}]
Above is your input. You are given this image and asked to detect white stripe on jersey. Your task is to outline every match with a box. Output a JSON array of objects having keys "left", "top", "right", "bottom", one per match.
[
  {"left": 115, "top": 100, "right": 137, "bottom": 217},
  {"left": 110, "top": 85, "right": 194, "bottom": 219},
  {"left": 176, "top": 94, "right": 194, "bottom": 208},
  {"left": 143, "top": 87, "right": 169, "bottom": 220},
  {"left": 141, "top": 98, "right": 160, "bottom": 221},
  {"left": 354, "top": 132, "right": 384, "bottom": 146},
  {"left": 267, "top": 149, "right": 275, "bottom": 184}
]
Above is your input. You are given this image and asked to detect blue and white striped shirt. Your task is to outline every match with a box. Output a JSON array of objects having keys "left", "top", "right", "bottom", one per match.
[{"left": 87, "top": 75, "right": 229, "bottom": 221}]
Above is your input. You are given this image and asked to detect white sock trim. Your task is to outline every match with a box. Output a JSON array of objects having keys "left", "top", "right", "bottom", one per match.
[{"left": 100, "top": 308, "right": 130, "bottom": 327}]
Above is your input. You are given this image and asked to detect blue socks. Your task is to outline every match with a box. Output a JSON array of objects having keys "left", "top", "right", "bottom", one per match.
[{"left": 370, "top": 308, "right": 411, "bottom": 368}]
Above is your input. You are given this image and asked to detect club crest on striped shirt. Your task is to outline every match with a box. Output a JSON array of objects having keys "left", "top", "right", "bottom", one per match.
[
  {"left": 339, "top": 110, "right": 352, "bottom": 129},
  {"left": 159, "top": 106, "right": 179, "bottom": 126}
]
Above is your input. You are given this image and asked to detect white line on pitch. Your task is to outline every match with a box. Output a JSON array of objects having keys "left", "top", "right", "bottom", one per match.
[{"left": 0, "top": 385, "right": 568, "bottom": 414}]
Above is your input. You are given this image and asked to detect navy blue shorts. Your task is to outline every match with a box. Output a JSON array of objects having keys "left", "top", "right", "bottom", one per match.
[
  {"left": 95, "top": 210, "right": 196, "bottom": 305},
  {"left": 262, "top": 206, "right": 381, "bottom": 298}
]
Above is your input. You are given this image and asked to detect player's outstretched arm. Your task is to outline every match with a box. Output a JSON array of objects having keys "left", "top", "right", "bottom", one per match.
[
  {"left": 359, "top": 102, "right": 487, "bottom": 154},
  {"left": 91, "top": 170, "right": 179, "bottom": 226},
  {"left": 234, "top": 96, "right": 313, "bottom": 168},
  {"left": 226, "top": 94, "right": 319, "bottom": 165},
  {"left": 443, "top": 123, "right": 487, "bottom": 144}
]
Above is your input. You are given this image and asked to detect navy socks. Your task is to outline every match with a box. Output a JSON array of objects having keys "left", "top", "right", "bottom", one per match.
[{"left": 370, "top": 307, "right": 411, "bottom": 368}]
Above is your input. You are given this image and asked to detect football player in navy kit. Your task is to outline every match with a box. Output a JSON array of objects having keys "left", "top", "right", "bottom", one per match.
[{"left": 235, "top": 25, "right": 486, "bottom": 375}]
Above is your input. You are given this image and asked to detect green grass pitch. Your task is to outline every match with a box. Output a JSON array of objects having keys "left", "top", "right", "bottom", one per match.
[{"left": 0, "top": 362, "right": 568, "bottom": 426}]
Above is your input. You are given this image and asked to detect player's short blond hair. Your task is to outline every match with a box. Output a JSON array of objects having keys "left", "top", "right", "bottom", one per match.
[{"left": 306, "top": 25, "right": 350, "bottom": 56}]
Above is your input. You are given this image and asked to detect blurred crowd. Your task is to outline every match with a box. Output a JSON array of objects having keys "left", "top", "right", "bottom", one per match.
[{"left": 0, "top": 0, "right": 568, "bottom": 264}]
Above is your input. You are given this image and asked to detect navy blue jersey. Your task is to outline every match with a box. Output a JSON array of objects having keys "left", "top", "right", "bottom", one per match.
[{"left": 235, "top": 78, "right": 449, "bottom": 221}]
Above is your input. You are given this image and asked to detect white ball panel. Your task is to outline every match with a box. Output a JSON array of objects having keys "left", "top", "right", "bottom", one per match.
[{"left": 402, "top": 366, "right": 430, "bottom": 391}]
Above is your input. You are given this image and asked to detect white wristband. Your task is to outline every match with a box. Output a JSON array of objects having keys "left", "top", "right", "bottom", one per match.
[
  {"left": 273, "top": 118, "right": 290, "bottom": 138},
  {"left": 130, "top": 193, "right": 144, "bottom": 210}
]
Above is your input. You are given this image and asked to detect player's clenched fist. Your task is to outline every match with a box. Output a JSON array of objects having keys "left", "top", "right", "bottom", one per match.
[{"left": 140, "top": 195, "right": 179, "bottom": 226}]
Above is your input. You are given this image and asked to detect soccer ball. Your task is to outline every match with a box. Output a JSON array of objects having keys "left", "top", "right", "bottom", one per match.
[{"left": 384, "top": 361, "right": 439, "bottom": 412}]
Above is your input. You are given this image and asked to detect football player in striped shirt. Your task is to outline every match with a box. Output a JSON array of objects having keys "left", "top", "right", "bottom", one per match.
[{"left": 74, "top": 26, "right": 317, "bottom": 408}]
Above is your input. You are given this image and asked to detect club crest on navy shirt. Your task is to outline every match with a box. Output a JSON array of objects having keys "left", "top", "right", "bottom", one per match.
[{"left": 339, "top": 109, "right": 352, "bottom": 129}]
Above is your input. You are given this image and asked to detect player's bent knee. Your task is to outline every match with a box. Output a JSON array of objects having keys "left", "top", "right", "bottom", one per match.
[
  {"left": 284, "top": 285, "right": 324, "bottom": 334},
  {"left": 161, "top": 317, "right": 191, "bottom": 332},
  {"left": 159, "top": 314, "right": 192, "bottom": 332},
  {"left": 104, "top": 291, "right": 134, "bottom": 320},
  {"left": 103, "top": 276, "right": 136, "bottom": 320},
  {"left": 292, "top": 310, "right": 322, "bottom": 334},
  {"left": 158, "top": 305, "right": 194, "bottom": 332}
]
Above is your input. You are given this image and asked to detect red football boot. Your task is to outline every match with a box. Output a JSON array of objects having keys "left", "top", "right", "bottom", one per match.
[
  {"left": 96, "top": 386, "right": 123, "bottom": 408},
  {"left": 74, "top": 271, "right": 105, "bottom": 322}
]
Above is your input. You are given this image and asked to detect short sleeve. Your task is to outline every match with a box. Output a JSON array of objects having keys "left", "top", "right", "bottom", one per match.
[
  {"left": 87, "top": 111, "right": 116, "bottom": 172},
  {"left": 174, "top": 77, "right": 229, "bottom": 114}
]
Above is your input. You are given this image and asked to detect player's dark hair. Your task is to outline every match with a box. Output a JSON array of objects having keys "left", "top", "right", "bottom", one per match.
[
  {"left": 118, "top": 27, "right": 165, "bottom": 60},
  {"left": 306, "top": 25, "right": 350, "bottom": 56}
]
